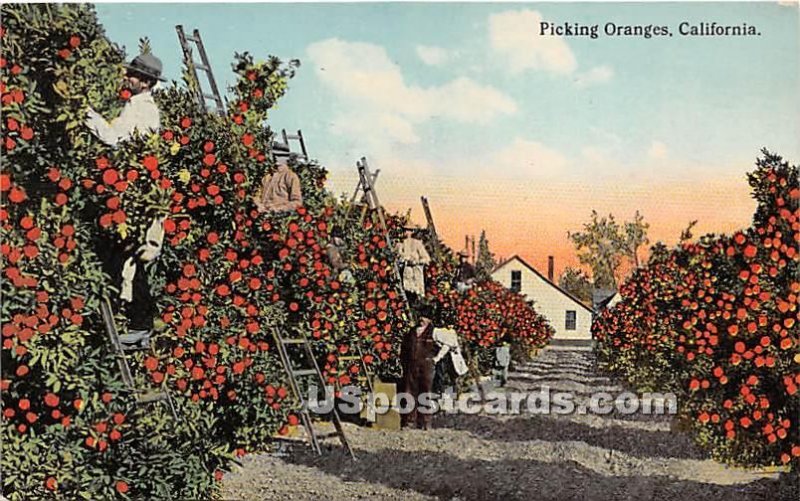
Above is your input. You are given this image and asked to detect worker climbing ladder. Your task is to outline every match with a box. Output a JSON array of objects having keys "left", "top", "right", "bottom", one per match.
[
  {"left": 99, "top": 297, "right": 178, "bottom": 419},
  {"left": 271, "top": 326, "right": 355, "bottom": 459},
  {"left": 175, "top": 25, "right": 226, "bottom": 116}
]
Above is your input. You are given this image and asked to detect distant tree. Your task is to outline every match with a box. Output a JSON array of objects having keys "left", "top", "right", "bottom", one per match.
[
  {"left": 558, "top": 267, "right": 593, "bottom": 304},
  {"left": 568, "top": 211, "right": 624, "bottom": 289},
  {"left": 475, "top": 230, "right": 496, "bottom": 281},
  {"left": 623, "top": 210, "right": 650, "bottom": 268},
  {"left": 568, "top": 210, "right": 650, "bottom": 289}
]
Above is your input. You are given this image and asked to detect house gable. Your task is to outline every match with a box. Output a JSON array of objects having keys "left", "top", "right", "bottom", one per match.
[{"left": 493, "top": 255, "right": 593, "bottom": 314}]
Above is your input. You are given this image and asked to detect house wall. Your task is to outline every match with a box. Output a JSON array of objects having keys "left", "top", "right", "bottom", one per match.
[{"left": 492, "top": 260, "right": 593, "bottom": 341}]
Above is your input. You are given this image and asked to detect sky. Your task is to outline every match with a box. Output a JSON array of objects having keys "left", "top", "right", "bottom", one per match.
[{"left": 95, "top": 2, "right": 800, "bottom": 278}]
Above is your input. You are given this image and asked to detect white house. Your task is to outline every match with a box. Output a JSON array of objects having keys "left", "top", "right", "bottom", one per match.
[{"left": 492, "top": 255, "right": 593, "bottom": 342}]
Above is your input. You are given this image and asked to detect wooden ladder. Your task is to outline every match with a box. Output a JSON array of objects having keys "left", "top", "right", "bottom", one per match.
[
  {"left": 175, "top": 25, "right": 226, "bottom": 116},
  {"left": 271, "top": 327, "right": 355, "bottom": 459},
  {"left": 418, "top": 197, "right": 485, "bottom": 401},
  {"left": 99, "top": 297, "right": 178, "bottom": 418},
  {"left": 281, "top": 129, "right": 309, "bottom": 160},
  {"left": 351, "top": 157, "right": 416, "bottom": 326},
  {"left": 420, "top": 196, "right": 444, "bottom": 259}
]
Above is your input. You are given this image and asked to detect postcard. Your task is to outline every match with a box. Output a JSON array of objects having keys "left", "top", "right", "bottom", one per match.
[{"left": 1, "top": 2, "right": 798, "bottom": 500}]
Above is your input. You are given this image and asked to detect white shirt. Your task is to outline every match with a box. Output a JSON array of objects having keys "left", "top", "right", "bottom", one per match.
[
  {"left": 433, "top": 328, "right": 469, "bottom": 376},
  {"left": 86, "top": 91, "right": 160, "bottom": 146}
]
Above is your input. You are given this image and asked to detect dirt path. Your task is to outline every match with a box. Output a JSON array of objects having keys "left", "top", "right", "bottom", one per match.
[{"left": 220, "top": 347, "right": 798, "bottom": 500}]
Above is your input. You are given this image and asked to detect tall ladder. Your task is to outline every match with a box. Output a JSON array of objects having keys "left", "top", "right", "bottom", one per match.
[
  {"left": 421, "top": 196, "right": 443, "bottom": 259},
  {"left": 352, "top": 157, "right": 416, "bottom": 325},
  {"left": 100, "top": 297, "right": 178, "bottom": 419},
  {"left": 175, "top": 26, "right": 225, "bottom": 116},
  {"left": 271, "top": 327, "right": 355, "bottom": 459},
  {"left": 281, "top": 129, "right": 309, "bottom": 160},
  {"left": 345, "top": 167, "right": 380, "bottom": 226},
  {"left": 418, "top": 198, "right": 485, "bottom": 401}
]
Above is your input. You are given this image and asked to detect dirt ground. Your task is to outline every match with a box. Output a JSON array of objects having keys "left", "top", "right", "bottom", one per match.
[{"left": 220, "top": 347, "right": 799, "bottom": 500}]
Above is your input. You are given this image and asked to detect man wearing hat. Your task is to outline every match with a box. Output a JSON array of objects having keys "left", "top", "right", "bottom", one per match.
[
  {"left": 86, "top": 52, "right": 165, "bottom": 146},
  {"left": 454, "top": 250, "right": 476, "bottom": 293},
  {"left": 401, "top": 313, "right": 437, "bottom": 430},
  {"left": 253, "top": 145, "right": 304, "bottom": 213}
]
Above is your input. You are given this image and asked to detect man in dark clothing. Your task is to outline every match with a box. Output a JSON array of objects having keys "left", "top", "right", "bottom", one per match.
[
  {"left": 455, "top": 250, "right": 476, "bottom": 293},
  {"left": 401, "top": 315, "right": 437, "bottom": 429}
]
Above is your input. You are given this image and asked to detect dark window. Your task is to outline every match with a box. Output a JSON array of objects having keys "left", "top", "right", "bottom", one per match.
[
  {"left": 565, "top": 310, "right": 577, "bottom": 330},
  {"left": 510, "top": 270, "right": 522, "bottom": 292}
]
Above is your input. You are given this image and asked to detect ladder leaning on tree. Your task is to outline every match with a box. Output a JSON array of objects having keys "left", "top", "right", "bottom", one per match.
[
  {"left": 417, "top": 197, "right": 486, "bottom": 401},
  {"left": 271, "top": 326, "right": 355, "bottom": 459},
  {"left": 349, "top": 157, "right": 416, "bottom": 327},
  {"left": 420, "top": 196, "right": 444, "bottom": 259},
  {"left": 281, "top": 129, "right": 308, "bottom": 160},
  {"left": 175, "top": 25, "right": 226, "bottom": 116},
  {"left": 99, "top": 296, "right": 178, "bottom": 419}
]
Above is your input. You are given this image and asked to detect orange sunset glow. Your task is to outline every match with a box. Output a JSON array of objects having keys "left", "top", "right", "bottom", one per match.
[{"left": 328, "top": 167, "right": 758, "bottom": 280}]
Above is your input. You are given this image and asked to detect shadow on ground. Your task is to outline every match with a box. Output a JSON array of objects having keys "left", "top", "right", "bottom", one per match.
[
  {"left": 434, "top": 414, "right": 706, "bottom": 461},
  {"left": 285, "top": 446, "right": 797, "bottom": 501}
]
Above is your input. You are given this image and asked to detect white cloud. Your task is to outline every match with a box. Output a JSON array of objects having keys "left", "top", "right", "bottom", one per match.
[
  {"left": 648, "top": 141, "right": 668, "bottom": 160},
  {"left": 416, "top": 45, "right": 449, "bottom": 66},
  {"left": 306, "top": 38, "right": 517, "bottom": 147},
  {"left": 493, "top": 138, "right": 568, "bottom": 177},
  {"left": 488, "top": 10, "right": 577, "bottom": 75},
  {"left": 574, "top": 65, "right": 614, "bottom": 88}
]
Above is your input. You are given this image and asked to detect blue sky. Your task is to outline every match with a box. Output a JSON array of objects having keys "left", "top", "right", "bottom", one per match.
[{"left": 95, "top": 2, "right": 799, "bottom": 272}]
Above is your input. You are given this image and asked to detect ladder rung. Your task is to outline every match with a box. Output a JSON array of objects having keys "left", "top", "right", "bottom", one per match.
[
  {"left": 194, "top": 63, "right": 210, "bottom": 72},
  {"left": 185, "top": 35, "right": 200, "bottom": 43},
  {"left": 338, "top": 356, "right": 360, "bottom": 361},
  {"left": 292, "top": 369, "right": 317, "bottom": 377},
  {"left": 316, "top": 431, "right": 342, "bottom": 439},
  {"left": 202, "top": 93, "right": 218, "bottom": 100},
  {"left": 281, "top": 338, "right": 307, "bottom": 345}
]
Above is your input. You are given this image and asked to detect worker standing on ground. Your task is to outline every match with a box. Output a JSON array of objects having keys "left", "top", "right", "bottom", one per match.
[
  {"left": 85, "top": 51, "right": 165, "bottom": 146},
  {"left": 401, "top": 314, "right": 437, "bottom": 430}
]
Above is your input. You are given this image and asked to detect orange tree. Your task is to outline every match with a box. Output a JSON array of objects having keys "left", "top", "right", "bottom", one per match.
[
  {"left": 1, "top": 4, "right": 229, "bottom": 499},
  {"left": 593, "top": 150, "right": 799, "bottom": 468},
  {"left": 2, "top": 3, "right": 417, "bottom": 497},
  {"left": 2, "top": 3, "right": 555, "bottom": 498},
  {"left": 424, "top": 247, "right": 554, "bottom": 374}
]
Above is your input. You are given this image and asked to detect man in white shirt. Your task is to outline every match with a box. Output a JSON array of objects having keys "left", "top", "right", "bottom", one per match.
[
  {"left": 86, "top": 52, "right": 165, "bottom": 146},
  {"left": 87, "top": 52, "right": 166, "bottom": 348}
]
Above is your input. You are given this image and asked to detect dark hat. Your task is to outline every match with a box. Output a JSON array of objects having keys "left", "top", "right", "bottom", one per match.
[{"left": 124, "top": 53, "right": 166, "bottom": 82}]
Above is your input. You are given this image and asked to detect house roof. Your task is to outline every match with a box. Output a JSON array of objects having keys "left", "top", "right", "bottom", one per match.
[{"left": 493, "top": 255, "right": 594, "bottom": 313}]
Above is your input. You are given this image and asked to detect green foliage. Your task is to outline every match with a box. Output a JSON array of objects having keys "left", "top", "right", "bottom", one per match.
[
  {"left": 475, "top": 229, "right": 495, "bottom": 282},
  {"left": 558, "top": 267, "right": 593, "bottom": 305},
  {"left": 568, "top": 210, "right": 650, "bottom": 289}
]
